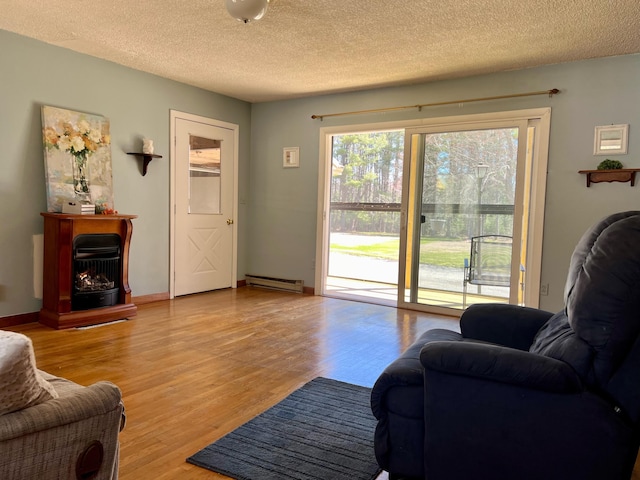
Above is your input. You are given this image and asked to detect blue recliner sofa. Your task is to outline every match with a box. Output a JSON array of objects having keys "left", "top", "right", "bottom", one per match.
[{"left": 371, "top": 211, "right": 640, "bottom": 480}]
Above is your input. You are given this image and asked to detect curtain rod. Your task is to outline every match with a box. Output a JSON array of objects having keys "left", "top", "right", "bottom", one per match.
[{"left": 311, "top": 88, "right": 560, "bottom": 121}]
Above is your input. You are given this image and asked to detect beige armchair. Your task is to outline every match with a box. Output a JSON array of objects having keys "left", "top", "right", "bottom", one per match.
[{"left": 0, "top": 331, "right": 124, "bottom": 479}]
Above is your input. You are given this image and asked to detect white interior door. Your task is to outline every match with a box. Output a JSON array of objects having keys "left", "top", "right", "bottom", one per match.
[{"left": 171, "top": 112, "right": 238, "bottom": 297}]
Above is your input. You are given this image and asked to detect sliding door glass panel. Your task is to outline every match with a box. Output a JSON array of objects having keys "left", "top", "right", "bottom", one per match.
[
  {"left": 189, "top": 135, "right": 221, "bottom": 214},
  {"left": 325, "top": 131, "right": 404, "bottom": 305},
  {"left": 402, "top": 126, "right": 524, "bottom": 310}
]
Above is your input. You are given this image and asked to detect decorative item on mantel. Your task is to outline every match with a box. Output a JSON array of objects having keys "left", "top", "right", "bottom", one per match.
[
  {"left": 127, "top": 137, "right": 162, "bottom": 176},
  {"left": 579, "top": 159, "right": 640, "bottom": 187},
  {"left": 41, "top": 106, "right": 115, "bottom": 213},
  {"left": 61, "top": 200, "right": 95, "bottom": 215}
]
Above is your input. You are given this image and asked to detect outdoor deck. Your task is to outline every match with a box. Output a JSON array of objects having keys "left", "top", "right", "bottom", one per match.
[{"left": 325, "top": 275, "right": 509, "bottom": 309}]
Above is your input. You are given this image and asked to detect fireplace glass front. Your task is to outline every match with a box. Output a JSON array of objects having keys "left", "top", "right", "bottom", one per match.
[{"left": 72, "top": 234, "right": 121, "bottom": 311}]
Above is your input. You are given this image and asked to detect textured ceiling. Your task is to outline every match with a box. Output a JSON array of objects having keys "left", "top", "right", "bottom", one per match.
[{"left": 2, "top": 0, "right": 640, "bottom": 103}]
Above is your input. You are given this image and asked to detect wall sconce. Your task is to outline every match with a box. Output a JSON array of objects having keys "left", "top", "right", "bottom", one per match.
[{"left": 225, "top": 0, "right": 269, "bottom": 23}]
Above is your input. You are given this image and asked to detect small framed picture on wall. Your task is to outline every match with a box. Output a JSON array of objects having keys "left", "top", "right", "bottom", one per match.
[{"left": 594, "top": 124, "right": 629, "bottom": 155}]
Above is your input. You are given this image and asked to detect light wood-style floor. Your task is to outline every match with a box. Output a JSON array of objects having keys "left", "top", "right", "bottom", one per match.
[
  {"left": 8, "top": 287, "right": 459, "bottom": 479},
  {"left": 8, "top": 288, "right": 640, "bottom": 479}
]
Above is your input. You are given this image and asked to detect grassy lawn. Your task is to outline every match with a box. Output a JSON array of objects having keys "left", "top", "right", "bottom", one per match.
[{"left": 330, "top": 237, "right": 469, "bottom": 268}]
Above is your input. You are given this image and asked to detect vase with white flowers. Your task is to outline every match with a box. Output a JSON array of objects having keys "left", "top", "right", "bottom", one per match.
[{"left": 44, "top": 118, "right": 106, "bottom": 203}]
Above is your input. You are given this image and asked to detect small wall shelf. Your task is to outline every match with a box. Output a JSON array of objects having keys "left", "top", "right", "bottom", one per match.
[
  {"left": 127, "top": 152, "right": 162, "bottom": 176},
  {"left": 578, "top": 169, "right": 640, "bottom": 187}
]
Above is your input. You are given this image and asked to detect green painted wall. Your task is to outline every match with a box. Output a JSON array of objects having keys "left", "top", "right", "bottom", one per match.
[
  {"left": 2, "top": 26, "right": 639, "bottom": 318},
  {"left": 0, "top": 30, "right": 251, "bottom": 317},
  {"left": 249, "top": 54, "right": 640, "bottom": 312}
]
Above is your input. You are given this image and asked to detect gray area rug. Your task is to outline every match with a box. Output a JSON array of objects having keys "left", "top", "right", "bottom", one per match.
[{"left": 186, "top": 377, "right": 381, "bottom": 480}]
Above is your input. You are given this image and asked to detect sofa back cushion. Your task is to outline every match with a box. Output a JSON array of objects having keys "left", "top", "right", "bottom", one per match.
[{"left": 0, "top": 331, "right": 58, "bottom": 416}]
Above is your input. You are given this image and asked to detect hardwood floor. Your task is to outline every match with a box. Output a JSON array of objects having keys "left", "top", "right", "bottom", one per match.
[
  {"left": 8, "top": 287, "right": 458, "bottom": 480},
  {"left": 8, "top": 287, "right": 640, "bottom": 479}
]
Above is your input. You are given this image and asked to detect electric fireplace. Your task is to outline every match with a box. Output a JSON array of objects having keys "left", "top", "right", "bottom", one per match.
[{"left": 39, "top": 213, "right": 137, "bottom": 329}]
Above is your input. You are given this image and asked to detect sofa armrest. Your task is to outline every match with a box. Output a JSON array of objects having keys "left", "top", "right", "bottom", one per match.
[
  {"left": 420, "top": 341, "right": 581, "bottom": 393},
  {"left": 460, "top": 303, "right": 555, "bottom": 350}
]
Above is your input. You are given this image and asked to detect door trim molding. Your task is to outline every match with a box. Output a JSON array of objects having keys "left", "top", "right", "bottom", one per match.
[{"left": 169, "top": 110, "right": 239, "bottom": 299}]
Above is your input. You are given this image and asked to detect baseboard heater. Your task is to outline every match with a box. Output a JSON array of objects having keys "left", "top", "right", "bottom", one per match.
[{"left": 245, "top": 275, "right": 304, "bottom": 293}]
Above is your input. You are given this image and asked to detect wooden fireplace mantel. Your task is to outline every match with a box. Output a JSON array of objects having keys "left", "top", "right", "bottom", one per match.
[{"left": 39, "top": 213, "right": 138, "bottom": 329}]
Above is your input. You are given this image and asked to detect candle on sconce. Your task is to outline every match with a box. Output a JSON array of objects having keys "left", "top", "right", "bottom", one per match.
[{"left": 142, "top": 138, "right": 154, "bottom": 154}]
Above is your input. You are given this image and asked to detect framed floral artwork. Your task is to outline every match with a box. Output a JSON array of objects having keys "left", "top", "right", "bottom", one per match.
[{"left": 41, "top": 105, "right": 114, "bottom": 212}]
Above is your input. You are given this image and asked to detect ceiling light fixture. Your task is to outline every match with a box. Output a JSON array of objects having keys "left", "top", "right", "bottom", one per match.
[{"left": 225, "top": 0, "right": 269, "bottom": 23}]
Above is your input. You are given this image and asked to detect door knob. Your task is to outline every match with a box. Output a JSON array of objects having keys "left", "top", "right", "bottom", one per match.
[{"left": 227, "top": 219, "right": 234, "bottom": 225}]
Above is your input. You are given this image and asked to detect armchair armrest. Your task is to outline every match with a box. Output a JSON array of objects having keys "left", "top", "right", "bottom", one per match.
[
  {"left": 420, "top": 341, "right": 581, "bottom": 393},
  {"left": 0, "top": 381, "right": 123, "bottom": 441},
  {"left": 0, "top": 380, "right": 124, "bottom": 480},
  {"left": 460, "top": 303, "right": 555, "bottom": 350},
  {"left": 371, "top": 329, "right": 462, "bottom": 418},
  {"left": 419, "top": 341, "right": 636, "bottom": 480}
]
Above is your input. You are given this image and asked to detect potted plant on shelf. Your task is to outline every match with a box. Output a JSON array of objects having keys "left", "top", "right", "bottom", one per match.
[{"left": 597, "top": 159, "right": 623, "bottom": 170}]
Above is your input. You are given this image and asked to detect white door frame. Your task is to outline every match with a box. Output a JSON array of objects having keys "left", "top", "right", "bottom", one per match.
[
  {"left": 315, "top": 108, "right": 550, "bottom": 311},
  {"left": 169, "top": 110, "right": 239, "bottom": 299}
]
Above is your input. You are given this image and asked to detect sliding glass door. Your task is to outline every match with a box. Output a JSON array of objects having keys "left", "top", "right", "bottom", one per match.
[
  {"left": 317, "top": 109, "right": 550, "bottom": 314},
  {"left": 399, "top": 115, "right": 547, "bottom": 313}
]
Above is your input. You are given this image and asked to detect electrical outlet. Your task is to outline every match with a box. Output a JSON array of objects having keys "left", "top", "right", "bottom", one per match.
[{"left": 540, "top": 283, "right": 549, "bottom": 296}]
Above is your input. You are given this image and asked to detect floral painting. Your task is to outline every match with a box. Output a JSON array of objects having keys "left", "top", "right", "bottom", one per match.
[{"left": 41, "top": 105, "right": 114, "bottom": 212}]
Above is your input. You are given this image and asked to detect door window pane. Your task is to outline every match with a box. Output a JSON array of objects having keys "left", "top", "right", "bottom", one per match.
[{"left": 189, "top": 135, "right": 221, "bottom": 214}]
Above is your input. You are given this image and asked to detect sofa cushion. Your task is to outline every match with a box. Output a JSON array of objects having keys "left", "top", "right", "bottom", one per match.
[{"left": 0, "top": 331, "right": 58, "bottom": 416}]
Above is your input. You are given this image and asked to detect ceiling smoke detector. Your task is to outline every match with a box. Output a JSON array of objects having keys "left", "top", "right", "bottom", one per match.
[{"left": 225, "top": 0, "right": 269, "bottom": 23}]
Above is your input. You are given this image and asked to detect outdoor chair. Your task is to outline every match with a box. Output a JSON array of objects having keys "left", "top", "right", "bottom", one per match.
[{"left": 462, "top": 234, "right": 512, "bottom": 308}]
